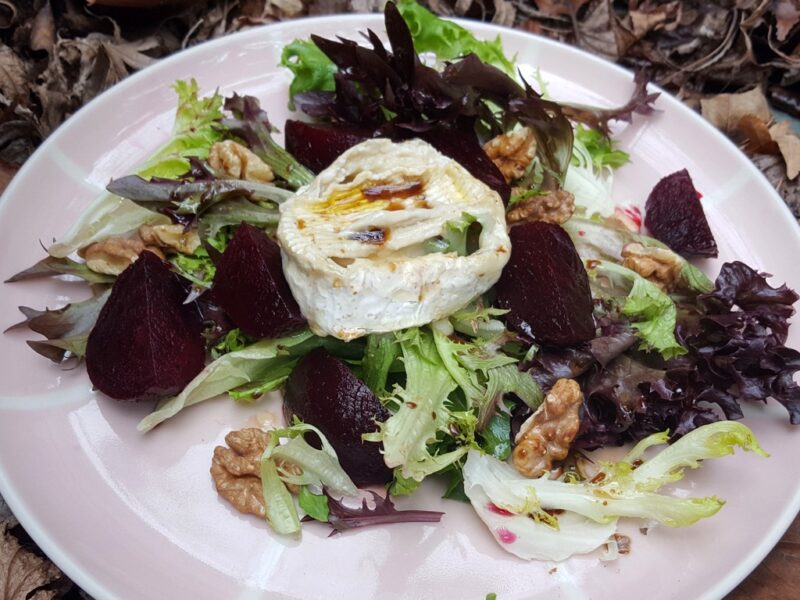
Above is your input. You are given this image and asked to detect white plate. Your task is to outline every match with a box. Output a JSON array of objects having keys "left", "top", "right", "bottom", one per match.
[{"left": 1, "top": 14, "right": 799, "bottom": 600}]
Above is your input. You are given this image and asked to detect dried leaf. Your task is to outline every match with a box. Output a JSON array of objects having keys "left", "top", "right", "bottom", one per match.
[
  {"left": 769, "top": 120, "right": 800, "bottom": 180},
  {"left": 700, "top": 87, "right": 772, "bottom": 135},
  {"left": 627, "top": 2, "right": 679, "bottom": 39},
  {"left": 0, "top": 42, "right": 27, "bottom": 103},
  {"left": 0, "top": 519, "right": 70, "bottom": 600},
  {"left": 534, "top": 0, "right": 587, "bottom": 17},
  {"left": 574, "top": 0, "right": 619, "bottom": 58},
  {"left": 774, "top": 0, "right": 800, "bottom": 42},
  {"left": 739, "top": 114, "right": 779, "bottom": 155},
  {"left": 30, "top": 1, "right": 55, "bottom": 54}
]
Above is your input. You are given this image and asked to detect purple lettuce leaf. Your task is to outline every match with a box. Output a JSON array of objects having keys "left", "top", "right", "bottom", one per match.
[
  {"left": 560, "top": 70, "right": 660, "bottom": 135},
  {"left": 305, "top": 490, "right": 443, "bottom": 536},
  {"left": 5, "top": 255, "right": 115, "bottom": 285},
  {"left": 573, "top": 261, "right": 800, "bottom": 449},
  {"left": 7, "top": 289, "right": 111, "bottom": 364}
]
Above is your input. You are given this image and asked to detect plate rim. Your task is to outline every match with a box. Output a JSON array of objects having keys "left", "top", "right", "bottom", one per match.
[{"left": 1, "top": 12, "right": 799, "bottom": 600}]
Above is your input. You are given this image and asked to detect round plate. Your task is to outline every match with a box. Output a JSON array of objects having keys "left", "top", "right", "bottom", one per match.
[{"left": 1, "top": 14, "right": 799, "bottom": 600}]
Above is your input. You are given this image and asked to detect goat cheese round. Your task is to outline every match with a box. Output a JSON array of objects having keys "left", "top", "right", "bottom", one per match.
[{"left": 277, "top": 138, "right": 511, "bottom": 340}]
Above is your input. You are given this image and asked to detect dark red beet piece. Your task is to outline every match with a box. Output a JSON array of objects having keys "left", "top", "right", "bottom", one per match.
[
  {"left": 494, "top": 221, "right": 595, "bottom": 346},
  {"left": 418, "top": 125, "right": 511, "bottom": 205},
  {"left": 284, "top": 348, "right": 391, "bottom": 486},
  {"left": 285, "top": 120, "right": 374, "bottom": 173},
  {"left": 86, "top": 251, "right": 205, "bottom": 401},
  {"left": 644, "top": 169, "right": 718, "bottom": 258},
  {"left": 212, "top": 223, "right": 306, "bottom": 339}
]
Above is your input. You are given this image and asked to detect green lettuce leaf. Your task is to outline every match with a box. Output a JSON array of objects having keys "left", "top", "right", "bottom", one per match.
[
  {"left": 480, "top": 412, "right": 511, "bottom": 460},
  {"left": 573, "top": 125, "right": 630, "bottom": 170},
  {"left": 397, "top": 0, "right": 516, "bottom": 75},
  {"left": 260, "top": 454, "right": 301, "bottom": 536},
  {"left": 169, "top": 246, "right": 217, "bottom": 287},
  {"left": 137, "top": 79, "right": 225, "bottom": 179},
  {"left": 389, "top": 469, "right": 422, "bottom": 496},
  {"left": 298, "top": 486, "right": 330, "bottom": 522},
  {"left": 266, "top": 423, "right": 359, "bottom": 498},
  {"left": 362, "top": 333, "right": 400, "bottom": 396},
  {"left": 365, "top": 328, "right": 461, "bottom": 481},
  {"left": 280, "top": 39, "right": 337, "bottom": 109},
  {"left": 592, "top": 261, "right": 687, "bottom": 359}
]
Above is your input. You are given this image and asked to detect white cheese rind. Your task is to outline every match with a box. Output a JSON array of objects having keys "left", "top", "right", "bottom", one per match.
[{"left": 277, "top": 138, "right": 510, "bottom": 340}]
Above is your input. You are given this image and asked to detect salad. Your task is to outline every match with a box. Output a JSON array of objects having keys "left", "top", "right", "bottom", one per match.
[{"left": 6, "top": 0, "right": 799, "bottom": 563}]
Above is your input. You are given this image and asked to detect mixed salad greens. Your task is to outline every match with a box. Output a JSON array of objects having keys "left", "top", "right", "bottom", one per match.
[{"left": 6, "top": 0, "right": 800, "bottom": 562}]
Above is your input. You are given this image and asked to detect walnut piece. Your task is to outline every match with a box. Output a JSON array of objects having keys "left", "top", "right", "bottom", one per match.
[
  {"left": 209, "top": 140, "right": 274, "bottom": 183},
  {"left": 512, "top": 378, "right": 583, "bottom": 478},
  {"left": 82, "top": 238, "right": 164, "bottom": 275},
  {"left": 139, "top": 223, "right": 201, "bottom": 255},
  {"left": 621, "top": 242, "right": 683, "bottom": 291},
  {"left": 211, "top": 427, "right": 301, "bottom": 519},
  {"left": 507, "top": 189, "right": 575, "bottom": 225},
  {"left": 483, "top": 127, "right": 537, "bottom": 182}
]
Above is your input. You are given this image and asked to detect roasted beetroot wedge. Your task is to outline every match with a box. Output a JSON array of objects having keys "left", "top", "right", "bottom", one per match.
[
  {"left": 644, "top": 169, "right": 718, "bottom": 258},
  {"left": 285, "top": 120, "right": 375, "bottom": 173},
  {"left": 495, "top": 221, "right": 595, "bottom": 346},
  {"left": 212, "top": 223, "right": 305, "bottom": 338},
  {"left": 86, "top": 251, "right": 205, "bottom": 401},
  {"left": 419, "top": 125, "right": 510, "bottom": 204},
  {"left": 284, "top": 348, "right": 391, "bottom": 486}
]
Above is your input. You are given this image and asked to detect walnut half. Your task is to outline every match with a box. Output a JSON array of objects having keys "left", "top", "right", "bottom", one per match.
[
  {"left": 512, "top": 378, "right": 583, "bottom": 478},
  {"left": 209, "top": 140, "right": 274, "bottom": 183},
  {"left": 81, "top": 239, "right": 164, "bottom": 276},
  {"left": 139, "top": 224, "right": 200, "bottom": 255},
  {"left": 483, "top": 127, "right": 537, "bottom": 183},
  {"left": 211, "top": 427, "right": 301, "bottom": 519},
  {"left": 621, "top": 242, "right": 683, "bottom": 292},
  {"left": 507, "top": 189, "right": 575, "bottom": 225}
]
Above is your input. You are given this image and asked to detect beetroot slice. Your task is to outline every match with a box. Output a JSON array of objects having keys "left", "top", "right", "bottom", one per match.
[
  {"left": 495, "top": 221, "right": 595, "bottom": 346},
  {"left": 212, "top": 223, "right": 305, "bottom": 339},
  {"left": 86, "top": 251, "right": 205, "bottom": 402},
  {"left": 643, "top": 169, "right": 718, "bottom": 258},
  {"left": 285, "top": 120, "right": 374, "bottom": 173},
  {"left": 284, "top": 348, "right": 391, "bottom": 486}
]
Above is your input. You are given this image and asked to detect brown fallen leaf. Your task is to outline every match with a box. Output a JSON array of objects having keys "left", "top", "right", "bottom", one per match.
[
  {"left": 534, "top": 0, "right": 588, "bottom": 17},
  {"left": 0, "top": 42, "right": 27, "bottom": 103},
  {"left": 774, "top": 0, "right": 800, "bottom": 42},
  {"left": 29, "top": 1, "right": 54, "bottom": 53},
  {"left": 700, "top": 87, "right": 772, "bottom": 135},
  {"left": 627, "top": 2, "right": 679, "bottom": 39},
  {"left": 769, "top": 120, "right": 800, "bottom": 180},
  {"left": 574, "top": 0, "right": 620, "bottom": 58},
  {"left": 0, "top": 518, "right": 71, "bottom": 600},
  {"left": 739, "top": 114, "right": 780, "bottom": 155}
]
